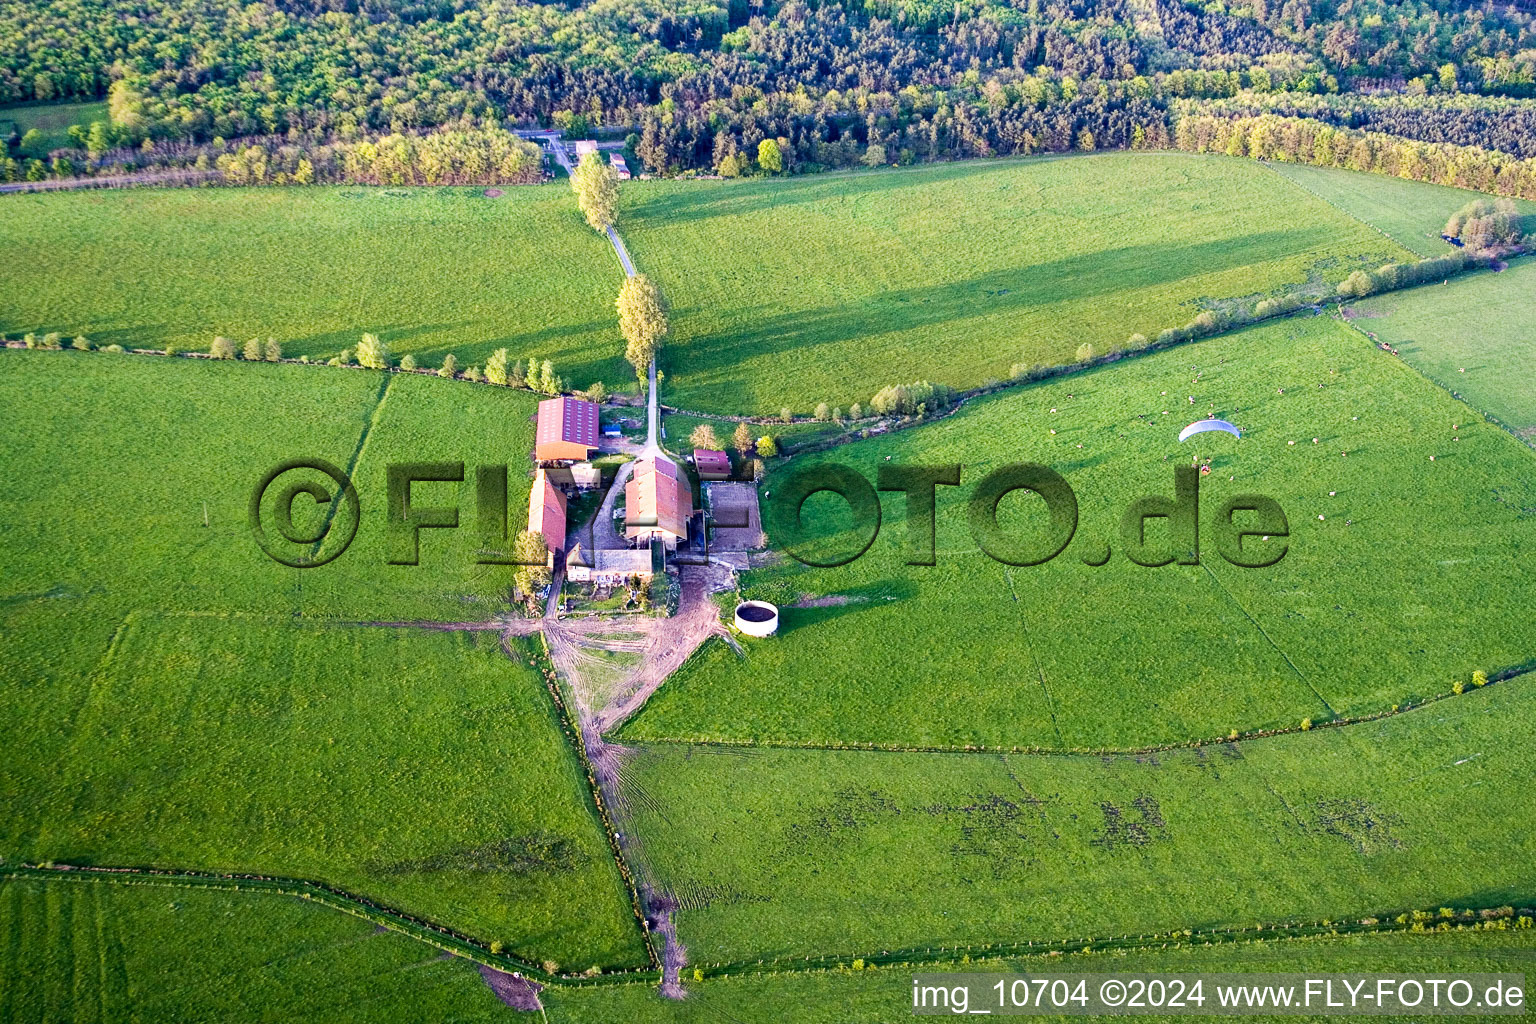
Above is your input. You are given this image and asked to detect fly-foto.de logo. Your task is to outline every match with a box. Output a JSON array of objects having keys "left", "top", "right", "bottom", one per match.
[{"left": 764, "top": 463, "right": 1290, "bottom": 569}]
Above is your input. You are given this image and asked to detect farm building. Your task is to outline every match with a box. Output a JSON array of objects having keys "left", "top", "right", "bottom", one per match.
[
  {"left": 527, "top": 468, "right": 567, "bottom": 561},
  {"left": 693, "top": 449, "right": 731, "bottom": 480},
  {"left": 625, "top": 455, "right": 692, "bottom": 548},
  {"left": 574, "top": 140, "right": 599, "bottom": 159},
  {"left": 609, "top": 153, "right": 631, "bottom": 179},
  {"left": 536, "top": 396, "right": 600, "bottom": 463}
]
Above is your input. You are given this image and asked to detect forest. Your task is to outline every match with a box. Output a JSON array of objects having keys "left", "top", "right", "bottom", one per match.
[{"left": 2, "top": 0, "right": 1536, "bottom": 182}]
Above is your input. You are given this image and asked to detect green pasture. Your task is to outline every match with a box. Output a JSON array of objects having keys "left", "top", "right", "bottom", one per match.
[
  {"left": 0, "top": 879, "right": 511, "bottom": 1023},
  {"left": 620, "top": 316, "right": 1536, "bottom": 750},
  {"left": 622, "top": 153, "right": 1417, "bottom": 415},
  {"left": 0, "top": 186, "right": 629, "bottom": 388},
  {"left": 1353, "top": 258, "right": 1536, "bottom": 441},
  {"left": 1264, "top": 162, "right": 1536, "bottom": 259},
  {"left": 0, "top": 352, "right": 644, "bottom": 967},
  {"left": 619, "top": 677, "right": 1536, "bottom": 962},
  {"left": 4, "top": 876, "right": 1530, "bottom": 1024},
  {"left": 547, "top": 929, "right": 1536, "bottom": 1023}
]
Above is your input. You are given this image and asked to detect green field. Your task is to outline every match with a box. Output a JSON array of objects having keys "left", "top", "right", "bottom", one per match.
[
  {"left": 5, "top": 875, "right": 1531, "bottom": 1024},
  {"left": 619, "top": 677, "right": 1536, "bottom": 962},
  {"left": 622, "top": 153, "right": 1418, "bottom": 415},
  {"left": 0, "top": 879, "right": 513, "bottom": 1023},
  {"left": 1265, "top": 162, "right": 1536, "bottom": 259},
  {"left": 0, "top": 100, "right": 108, "bottom": 152},
  {"left": 0, "top": 352, "right": 644, "bottom": 967},
  {"left": 0, "top": 187, "right": 629, "bottom": 387},
  {"left": 1354, "top": 258, "right": 1536, "bottom": 442},
  {"left": 621, "top": 316, "right": 1536, "bottom": 750}
]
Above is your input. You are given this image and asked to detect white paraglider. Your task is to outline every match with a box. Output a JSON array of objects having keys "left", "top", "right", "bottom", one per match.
[{"left": 1178, "top": 418, "right": 1241, "bottom": 442}]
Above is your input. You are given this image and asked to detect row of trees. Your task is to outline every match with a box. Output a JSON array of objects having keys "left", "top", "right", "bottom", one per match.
[{"left": 1172, "top": 112, "right": 1536, "bottom": 201}]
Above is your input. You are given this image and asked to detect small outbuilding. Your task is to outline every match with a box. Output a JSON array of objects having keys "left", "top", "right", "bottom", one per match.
[{"left": 693, "top": 449, "right": 731, "bottom": 480}]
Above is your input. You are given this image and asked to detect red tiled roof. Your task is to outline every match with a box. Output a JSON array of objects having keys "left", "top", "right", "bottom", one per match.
[
  {"left": 693, "top": 449, "right": 730, "bottom": 475},
  {"left": 528, "top": 469, "right": 567, "bottom": 552},
  {"left": 536, "top": 397, "right": 600, "bottom": 450},
  {"left": 625, "top": 456, "right": 692, "bottom": 540}
]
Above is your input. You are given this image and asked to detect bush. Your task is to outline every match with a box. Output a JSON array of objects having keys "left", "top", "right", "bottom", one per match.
[
  {"left": 263, "top": 338, "right": 282, "bottom": 362},
  {"left": 463, "top": 365, "right": 483, "bottom": 382},
  {"left": 22, "top": 333, "right": 39, "bottom": 349},
  {"left": 1300, "top": 717, "right": 1312, "bottom": 731},
  {"left": 399, "top": 353, "right": 417, "bottom": 371},
  {"left": 337, "top": 347, "right": 354, "bottom": 366},
  {"left": 438, "top": 353, "right": 458, "bottom": 378},
  {"left": 42, "top": 332, "right": 62, "bottom": 349},
  {"left": 1453, "top": 679, "right": 1466, "bottom": 695},
  {"left": 1157, "top": 327, "right": 1183, "bottom": 345},
  {"left": 780, "top": 406, "right": 793, "bottom": 423},
  {"left": 1127, "top": 332, "right": 1148, "bottom": 349},
  {"left": 485, "top": 347, "right": 510, "bottom": 385},
  {"left": 163, "top": 344, "right": 179, "bottom": 357},
  {"left": 813, "top": 402, "right": 831, "bottom": 421},
  {"left": 1337, "top": 270, "right": 1376, "bottom": 299},
  {"left": 1473, "top": 669, "right": 1488, "bottom": 687},
  {"left": 849, "top": 402, "right": 863, "bottom": 420},
  {"left": 242, "top": 337, "right": 264, "bottom": 361},
  {"left": 102, "top": 344, "right": 125, "bottom": 353},
  {"left": 692, "top": 968, "right": 704, "bottom": 983},
  {"left": 1074, "top": 342, "right": 1096, "bottom": 362},
  {"left": 356, "top": 332, "right": 390, "bottom": 370},
  {"left": 757, "top": 435, "right": 779, "bottom": 457},
  {"left": 70, "top": 335, "right": 91, "bottom": 351},
  {"left": 489, "top": 940, "right": 504, "bottom": 955},
  {"left": 209, "top": 336, "right": 238, "bottom": 360}
]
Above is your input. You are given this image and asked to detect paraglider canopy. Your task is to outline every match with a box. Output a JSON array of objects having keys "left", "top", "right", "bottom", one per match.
[{"left": 1178, "top": 418, "right": 1241, "bottom": 442}]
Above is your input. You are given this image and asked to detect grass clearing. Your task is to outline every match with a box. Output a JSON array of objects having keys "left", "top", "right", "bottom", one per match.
[
  {"left": 620, "top": 315, "right": 1536, "bottom": 750},
  {"left": 622, "top": 153, "right": 1416, "bottom": 415},
  {"left": 1263, "top": 162, "right": 1536, "bottom": 258},
  {"left": 619, "top": 677, "right": 1536, "bottom": 962},
  {"left": 1353, "top": 258, "right": 1536, "bottom": 441},
  {"left": 0, "top": 186, "right": 628, "bottom": 387},
  {"left": 0, "top": 100, "right": 108, "bottom": 151}
]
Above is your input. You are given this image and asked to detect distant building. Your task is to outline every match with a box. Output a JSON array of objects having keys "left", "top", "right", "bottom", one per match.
[
  {"left": 609, "top": 152, "right": 631, "bottom": 179},
  {"left": 527, "top": 468, "right": 567, "bottom": 560},
  {"left": 536, "top": 396, "right": 600, "bottom": 463},
  {"left": 625, "top": 455, "right": 692, "bottom": 548},
  {"left": 574, "top": 139, "right": 599, "bottom": 159},
  {"left": 693, "top": 449, "right": 731, "bottom": 480}
]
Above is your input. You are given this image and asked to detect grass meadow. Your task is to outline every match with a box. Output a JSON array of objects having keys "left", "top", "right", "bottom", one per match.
[
  {"left": 0, "top": 879, "right": 512, "bottom": 1023},
  {"left": 545, "top": 930, "right": 1536, "bottom": 1024},
  {"left": 0, "top": 186, "right": 631, "bottom": 388},
  {"left": 1354, "top": 258, "right": 1536, "bottom": 442},
  {"left": 1265, "top": 162, "right": 1536, "bottom": 259},
  {"left": 620, "top": 316, "right": 1536, "bottom": 750},
  {"left": 621, "top": 153, "right": 1417, "bottom": 415},
  {"left": 0, "top": 352, "right": 645, "bottom": 967},
  {"left": 619, "top": 677, "right": 1536, "bottom": 963},
  {"left": 5, "top": 877, "right": 1531, "bottom": 1024}
]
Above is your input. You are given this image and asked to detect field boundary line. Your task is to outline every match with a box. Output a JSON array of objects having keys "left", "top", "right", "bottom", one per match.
[
  {"left": 617, "top": 658, "right": 1534, "bottom": 756},
  {"left": 1199, "top": 560, "right": 1337, "bottom": 717},
  {"left": 1258, "top": 161, "right": 1427, "bottom": 257},
  {"left": 1332, "top": 297, "right": 1536, "bottom": 452},
  {"left": 0, "top": 864, "right": 651, "bottom": 987},
  {"left": 6, "top": 864, "right": 1530, "bottom": 988}
]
